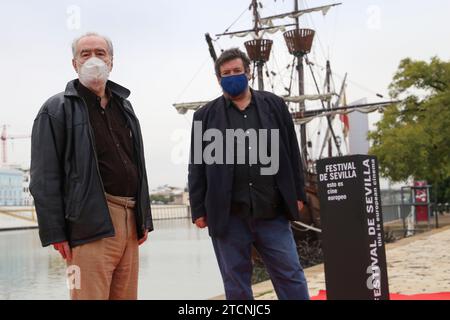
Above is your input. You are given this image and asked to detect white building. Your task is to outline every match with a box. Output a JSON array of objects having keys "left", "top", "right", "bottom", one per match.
[{"left": 0, "top": 168, "right": 24, "bottom": 206}]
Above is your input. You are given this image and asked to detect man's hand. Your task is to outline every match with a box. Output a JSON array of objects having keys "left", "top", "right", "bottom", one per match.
[
  {"left": 138, "top": 230, "right": 149, "bottom": 246},
  {"left": 297, "top": 201, "right": 305, "bottom": 213},
  {"left": 53, "top": 241, "right": 72, "bottom": 261},
  {"left": 194, "top": 217, "right": 208, "bottom": 229}
]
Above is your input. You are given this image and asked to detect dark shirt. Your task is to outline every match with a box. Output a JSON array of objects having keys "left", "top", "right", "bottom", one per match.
[
  {"left": 226, "top": 95, "right": 284, "bottom": 219},
  {"left": 76, "top": 82, "right": 139, "bottom": 197}
]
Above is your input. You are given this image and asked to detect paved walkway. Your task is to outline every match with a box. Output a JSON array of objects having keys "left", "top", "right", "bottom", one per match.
[{"left": 253, "top": 225, "right": 450, "bottom": 299}]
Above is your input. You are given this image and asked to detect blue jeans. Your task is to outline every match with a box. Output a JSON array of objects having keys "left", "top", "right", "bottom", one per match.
[{"left": 211, "top": 214, "right": 310, "bottom": 300}]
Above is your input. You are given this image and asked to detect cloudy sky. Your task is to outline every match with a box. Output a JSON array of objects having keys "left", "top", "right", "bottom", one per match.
[{"left": 1, "top": 0, "right": 449, "bottom": 189}]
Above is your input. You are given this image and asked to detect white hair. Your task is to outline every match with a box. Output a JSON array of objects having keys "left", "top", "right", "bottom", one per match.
[{"left": 72, "top": 32, "right": 114, "bottom": 58}]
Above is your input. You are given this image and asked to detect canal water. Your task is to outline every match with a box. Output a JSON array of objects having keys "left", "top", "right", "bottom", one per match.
[{"left": 0, "top": 219, "right": 224, "bottom": 300}]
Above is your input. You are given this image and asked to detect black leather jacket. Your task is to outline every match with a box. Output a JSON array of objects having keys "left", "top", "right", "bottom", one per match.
[{"left": 30, "top": 79, "right": 153, "bottom": 247}]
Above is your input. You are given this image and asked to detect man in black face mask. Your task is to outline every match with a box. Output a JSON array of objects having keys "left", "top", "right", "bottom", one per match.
[{"left": 188, "top": 48, "right": 310, "bottom": 300}]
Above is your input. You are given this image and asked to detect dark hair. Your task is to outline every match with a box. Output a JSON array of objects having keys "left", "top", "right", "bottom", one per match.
[{"left": 215, "top": 48, "right": 251, "bottom": 77}]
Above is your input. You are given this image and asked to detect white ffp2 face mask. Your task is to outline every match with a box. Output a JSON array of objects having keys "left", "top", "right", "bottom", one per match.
[{"left": 77, "top": 57, "right": 110, "bottom": 88}]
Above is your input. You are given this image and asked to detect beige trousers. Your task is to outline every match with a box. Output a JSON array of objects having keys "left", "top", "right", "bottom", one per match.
[{"left": 67, "top": 193, "right": 139, "bottom": 300}]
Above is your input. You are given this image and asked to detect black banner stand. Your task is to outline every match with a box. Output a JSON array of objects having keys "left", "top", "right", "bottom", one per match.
[{"left": 316, "top": 155, "right": 390, "bottom": 300}]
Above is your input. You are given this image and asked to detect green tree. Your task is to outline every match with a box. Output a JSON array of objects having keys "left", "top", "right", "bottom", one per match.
[{"left": 368, "top": 57, "right": 450, "bottom": 203}]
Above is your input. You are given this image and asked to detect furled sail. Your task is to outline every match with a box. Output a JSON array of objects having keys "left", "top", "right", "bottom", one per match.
[
  {"left": 229, "top": 25, "right": 287, "bottom": 39},
  {"left": 284, "top": 93, "right": 335, "bottom": 103},
  {"left": 292, "top": 102, "right": 395, "bottom": 125},
  {"left": 173, "top": 93, "right": 336, "bottom": 114},
  {"left": 260, "top": 3, "right": 342, "bottom": 27}
]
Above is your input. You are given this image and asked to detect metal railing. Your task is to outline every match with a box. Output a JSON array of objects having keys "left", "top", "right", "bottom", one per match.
[
  {"left": 0, "top": 206, "right": 37, "bottom": 222},
  {"left": 0, "top": 204, "right": 192, "bottom": 224},
  {"left": 150, "top": 205, "right": 191, "bottom": 221},
  {"left": 382, "top": 204, "right": 412, "bottom": 224}
]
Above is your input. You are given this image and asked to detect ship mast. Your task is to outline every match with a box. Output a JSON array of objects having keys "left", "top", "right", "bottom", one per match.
[
  {"left": 205, "top": 33, "right": 217, "bottom": 63},
  {"left": 293, "top": 0, "right": 308, "bottom": 165},
  {"left": 326, "top": 60, "right": 333, "bottom": 157},
  {"left": 251, "top": 0, "right": 261, "bottom": 89},
  {"left": 247, "top": 0, "right": 272, "bottom": 91},
  {"left": 281, "top": 1, "right": 343, "bottom": 167}
]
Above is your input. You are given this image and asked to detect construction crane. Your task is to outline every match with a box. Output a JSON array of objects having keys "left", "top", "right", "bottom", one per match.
[{"left": 0, "top": 125, "right": 31, "bottom": 166}]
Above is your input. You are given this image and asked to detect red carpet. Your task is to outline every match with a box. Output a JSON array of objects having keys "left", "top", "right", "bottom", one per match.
[{"left": 312, "top": 290, "right": 450, "bottom": 300}]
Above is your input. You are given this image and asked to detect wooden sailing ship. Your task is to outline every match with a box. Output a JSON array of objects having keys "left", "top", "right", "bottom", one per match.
[{"left": 173, "top": 0, "right": 396, "bottom": 239}]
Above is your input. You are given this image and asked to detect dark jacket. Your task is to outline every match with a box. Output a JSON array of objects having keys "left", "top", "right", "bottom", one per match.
[
  {"left": 30, "top": 79, "right": 153, "bottom": 248},
  {"left": 188, "top": 89, "right": 307, "bottom": 237}
]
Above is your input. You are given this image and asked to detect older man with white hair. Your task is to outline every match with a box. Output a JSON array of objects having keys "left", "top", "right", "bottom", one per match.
[{"left": 30, "top": 32, "right": 153, "bottom": 300}]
